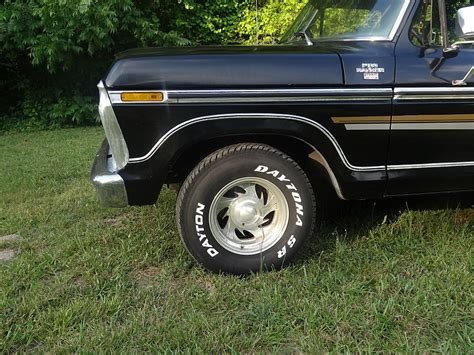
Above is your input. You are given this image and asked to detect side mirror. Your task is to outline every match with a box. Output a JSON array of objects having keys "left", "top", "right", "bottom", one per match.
[{"left": 456, "top": 6, "right": 474, "bottom": 40}]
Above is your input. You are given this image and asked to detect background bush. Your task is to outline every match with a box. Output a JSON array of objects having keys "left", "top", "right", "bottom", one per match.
[
  {"left": 0, "top": 0, "right": 471, "bottom": 131},
  {"left": 237, "top": 0, "right": 303, "bottom": 44},
  {"left": 0, "top": 0, "right": 252, "bottom": 131}
]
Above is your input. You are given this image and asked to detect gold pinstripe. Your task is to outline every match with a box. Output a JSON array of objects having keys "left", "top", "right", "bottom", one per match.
[{"left": 331, "top": 116, "right": 390, "bottom": 124}]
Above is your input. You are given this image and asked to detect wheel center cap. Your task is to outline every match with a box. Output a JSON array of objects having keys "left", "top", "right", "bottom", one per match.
[{"left": 230, "top": 198, "right": 260, "bottom": 227}]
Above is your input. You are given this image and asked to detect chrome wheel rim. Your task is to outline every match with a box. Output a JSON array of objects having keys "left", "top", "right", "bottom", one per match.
[{"left": 209, "top": 177, "right": 289, "bottom": 256}]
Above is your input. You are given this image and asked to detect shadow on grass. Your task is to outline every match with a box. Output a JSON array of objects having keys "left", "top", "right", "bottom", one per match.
[{"left": 304, "top": 191, "right": 474, "bottom": 257}]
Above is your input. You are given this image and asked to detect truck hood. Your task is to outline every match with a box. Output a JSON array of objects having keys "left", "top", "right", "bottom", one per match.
[{"left": 105, "top": 45, "right": 344, "bottom": 90}]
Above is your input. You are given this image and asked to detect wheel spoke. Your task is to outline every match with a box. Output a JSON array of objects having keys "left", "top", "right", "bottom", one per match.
[
  {"left": 222, "top": 218, "right": 238, "bottom": 240},
  {"left": 244, "top": 226, "right": 264, "bottom": 240},
  {"left": 260, "top": 193, "right": 278, "bottom": 217},
  {"left": 242, "top": 183, "right": 260, "bottom": 199},
  {"left": 261, "top": 203, "right": 278, "bottom": 218},
  {"left": 216, "top": 196, "right": 234, "bottom": 213}
]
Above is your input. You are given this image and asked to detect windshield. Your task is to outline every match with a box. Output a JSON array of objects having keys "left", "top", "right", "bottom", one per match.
[{"left": 281, "top": 0, "right": 409, "bottom": 43}]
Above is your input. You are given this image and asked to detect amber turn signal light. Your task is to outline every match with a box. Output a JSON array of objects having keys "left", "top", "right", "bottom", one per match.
[{"left": 121, "top": 92, "right": 165, "bottom": 102}]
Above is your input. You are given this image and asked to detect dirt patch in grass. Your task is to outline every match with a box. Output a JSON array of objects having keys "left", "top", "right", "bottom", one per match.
[
  {"left": 72, "top": 276, "right": 89, "bottom": 288},
  {"left": 454, "top": 209, "right": 474, "bottom": 225},
  {"left": 0, "top": 249, "right": 17, "bottom": 262},
  {"left": 129, "top": 267, "right": 163, "bottom": 288},
  {"left": 104, "top": 213, "right": 133, "bottom": 228},
  {"left": 129, "top": 266, "right": 187, "bottom": 294},
  {"left": 0, "top": 234, "right": 21, "bottom": 243},
  {"left": 198, "top": 278, "right": 216, "bottom": 297}
]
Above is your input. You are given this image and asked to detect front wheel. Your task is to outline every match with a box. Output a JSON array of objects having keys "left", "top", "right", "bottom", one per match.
[{"left": 176, "top": 143, "right": 316, "bottom": 275}]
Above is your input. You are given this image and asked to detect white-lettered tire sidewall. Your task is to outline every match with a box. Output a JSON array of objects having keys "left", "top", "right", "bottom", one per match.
[{"left": 178, "top": 146, "right": 315, "bottom": 275}]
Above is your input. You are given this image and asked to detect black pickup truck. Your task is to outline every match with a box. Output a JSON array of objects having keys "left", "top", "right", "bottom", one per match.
[{"left": 92, "top": 0, "right": 474, "bottom": 275}]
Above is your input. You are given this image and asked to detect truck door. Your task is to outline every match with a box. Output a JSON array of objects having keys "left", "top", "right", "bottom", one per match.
[{"left": 388, "top": 0, "right": 474, "bottom": 195}]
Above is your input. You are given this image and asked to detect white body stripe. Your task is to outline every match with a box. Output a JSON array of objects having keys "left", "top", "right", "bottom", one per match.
[
  {"left": 345, "top": 123, "right": 391, "bottom": 131},
  {"left": 128, "top": 113, "right": 385, "bottom": 172}
]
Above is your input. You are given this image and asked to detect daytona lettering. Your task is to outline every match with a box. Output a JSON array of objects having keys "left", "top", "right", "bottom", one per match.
[
  {"left": 254, "top": 165, "right": 304, "bottom": 258},
  {"left": 195, "top": 203, "right": 219, "bottom": 257},
  {"left": 254, "top": 165, "right": 304, "bottom": 227}
]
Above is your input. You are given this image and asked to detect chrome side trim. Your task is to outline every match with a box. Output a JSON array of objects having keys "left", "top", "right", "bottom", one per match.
[
  {"left": 161, "top": 96, "right": 390, "bottom": 104},
  {"left": 394, "top": 87, "right": 474, "bottom": 101},
  {"left": 164, "top": 88, "right": 393, "bottom": 97},
  {"left": 392, "top": 122, "right": 474, "bottom": 130},
  {"left": 388, "top": 161, "right": 474, "bottom": 170},
  {"left": 109, "top": 88, "right": 393, "bottom": 104},
  {"left": 98, "top": 81, "right": 129, "bottom": 171},
  {"left": 345, "top": 122, "right": 474, "bottom": 130},
  {"left": 128, "top": 113, "right": 386, "bottom": 172},
  {"left": 109, "top": 86, "right": 474, "bottom": 103}
]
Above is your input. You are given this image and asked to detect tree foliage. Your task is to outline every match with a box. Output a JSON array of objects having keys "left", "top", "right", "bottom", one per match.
[
  {"left": 237, "top": 0, "right": 305, "bottom": 45},
  {"left": 0, "top": 0, "right": 250, "bottom": 130},
  {"left": 1, "top": 0, "right": 193, "bottom": 72},
  {"left": 177, "top": 0, "right": 251, "bottom": 45}
]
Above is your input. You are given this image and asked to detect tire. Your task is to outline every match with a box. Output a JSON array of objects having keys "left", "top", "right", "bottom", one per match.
[{"left": 176, "top": 143, "right": 316, "bottom": 275}]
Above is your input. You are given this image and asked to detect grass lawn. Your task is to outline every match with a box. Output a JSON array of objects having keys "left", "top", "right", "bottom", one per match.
[{"left": 0, "top": 127, "right": 473, "bottom": 352}]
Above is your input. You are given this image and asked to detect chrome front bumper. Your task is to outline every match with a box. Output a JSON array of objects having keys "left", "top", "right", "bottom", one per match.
[{"left": 91, "top": 139, "right": 129, "bottom": 208}]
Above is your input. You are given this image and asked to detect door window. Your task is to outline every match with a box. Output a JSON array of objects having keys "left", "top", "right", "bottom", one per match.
[{"left": 410, "top": 0, "right": 473, "bottom": 47}]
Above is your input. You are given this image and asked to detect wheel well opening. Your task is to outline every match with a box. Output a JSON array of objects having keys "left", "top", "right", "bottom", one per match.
[{"left": 165, "top": 134, "right": 341, "bottom": 199}]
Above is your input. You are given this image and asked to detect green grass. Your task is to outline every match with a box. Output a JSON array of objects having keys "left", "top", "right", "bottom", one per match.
[{"left": 0, "top": 127, "right": 473, "bottom": 352}]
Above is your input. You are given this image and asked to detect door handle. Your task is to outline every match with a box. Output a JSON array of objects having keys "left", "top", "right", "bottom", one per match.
[{"left": 452, "top": 66, "right": 474, "bottom": 86}]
